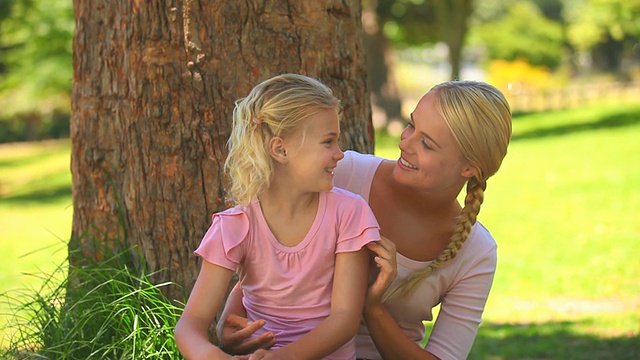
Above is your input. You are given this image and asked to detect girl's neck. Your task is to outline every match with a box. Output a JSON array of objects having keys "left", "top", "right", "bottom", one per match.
[
  {"left": 258, "top": 186, "right": 319, "bottom": 220},
  {"left": 257, "top": 187, "right": 320, "bottom": 247}
]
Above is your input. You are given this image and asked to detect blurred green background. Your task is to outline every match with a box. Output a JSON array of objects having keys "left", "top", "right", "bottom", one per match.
[{"left": 1, "top": 0, "right": 639, "bottom": 358}]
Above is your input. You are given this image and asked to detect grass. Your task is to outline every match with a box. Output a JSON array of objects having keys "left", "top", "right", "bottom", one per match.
[
  {"left": 0, "top": 139, "right": 72, "bottom": 345},
  {"left": 1, "top": 101, "right": 639, "bottom": 358},
  {"left": 1, "top": 248, "right": 182, "bottom": 359}
]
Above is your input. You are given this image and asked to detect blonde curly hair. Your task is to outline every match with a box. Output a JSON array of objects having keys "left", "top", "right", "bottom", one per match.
[
  {"left": 382, "top": 80, "right": 512, "bottom": 302},
  {"left": 224, "top": 74, "right": 340, "bottom": 206}
]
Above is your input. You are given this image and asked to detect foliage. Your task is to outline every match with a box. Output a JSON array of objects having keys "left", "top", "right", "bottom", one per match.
[
  {"left": 373, "top": 0, "right": 439, "bottom": 47},
  {"left": 0, "top": 0, "right": 73, "bottom": 138},
  {"left": 564, "top": 0, "right": 640, "bottom": 51},
  {"left": 0, "top": 246, "right": 183, "bottom": 359},
  {"left": 473, "top": 1, "right": 564, "bottom": 68}
]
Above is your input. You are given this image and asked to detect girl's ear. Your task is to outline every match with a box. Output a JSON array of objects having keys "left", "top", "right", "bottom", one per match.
[{"left": 269, "top": 137, "right": 288, "bottom": 164}]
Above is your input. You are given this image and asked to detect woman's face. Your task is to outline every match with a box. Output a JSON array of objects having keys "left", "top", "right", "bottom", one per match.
[{"left": 393, "top": 91, "right": 475, "bottom": 193}]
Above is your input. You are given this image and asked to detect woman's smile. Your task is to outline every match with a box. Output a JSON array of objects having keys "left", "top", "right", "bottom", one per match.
[{"left": 398, "top": 156, "right": 418, "bottom": 170}]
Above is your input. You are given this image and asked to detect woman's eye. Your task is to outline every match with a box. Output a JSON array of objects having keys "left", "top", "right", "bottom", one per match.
[{"left": 421, "top": 139, "right": 433, "bottom": 150}]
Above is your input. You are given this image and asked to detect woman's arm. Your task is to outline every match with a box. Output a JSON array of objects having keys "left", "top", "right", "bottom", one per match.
[
  {"left": 216, "top": 283, "right": 276, "bottom": 354},
  {"left": 362, "top": 237, "right": 440, "bottom": 360},
  {"left": 174, "top": 261, "right": 236, "bottom": 360},
  {"left": 424, "top": 249, "right": 497, "bottom": 359},
  {"left": 363, "top": 304, "right": 440, "bottom": 360},
  {"left": 263, "top": 248, "right": 370, "bottom": 360},
  {"left": 364, "top": 247, "right": 497, "bottom": 360}
]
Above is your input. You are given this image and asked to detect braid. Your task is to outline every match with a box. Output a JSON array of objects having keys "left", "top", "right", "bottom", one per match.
[{"left": 382, "top": 178, "right": 487, "bottom": 303}]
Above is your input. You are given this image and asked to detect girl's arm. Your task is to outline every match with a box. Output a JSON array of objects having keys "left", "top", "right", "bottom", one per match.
[
  {"left": 174, "top": 261, "right": 236, "bottom": 360},
  {"left": 265, "top": 248, "right": 370, "bottom": 360}
]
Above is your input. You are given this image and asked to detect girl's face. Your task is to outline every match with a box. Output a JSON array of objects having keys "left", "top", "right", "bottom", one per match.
[
  {"left": 394, "top": 91, "right": 475, "bottom": 193},
  {"left": 283, "top": 108, "right": 344, "bottom": 192}
]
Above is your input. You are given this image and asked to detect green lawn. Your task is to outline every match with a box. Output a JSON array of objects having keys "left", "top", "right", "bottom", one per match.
[
  {"left": 0, "top": 140, "right": 72, "bottom": 345},
  {"left": 1, "top": 102, "right": 639, "bottom": 358}
]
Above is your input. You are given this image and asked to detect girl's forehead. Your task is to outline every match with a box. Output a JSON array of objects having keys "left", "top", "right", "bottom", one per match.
[{"left": 302, "top": 109, "right": 339, "bottom": 129}]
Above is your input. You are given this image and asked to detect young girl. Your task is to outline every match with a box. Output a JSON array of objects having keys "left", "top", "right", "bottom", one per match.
[
  {"left": 174, "top": 73, "right": 381, "bottom": 360},
  {"left": 217, "top": 80, "right": 513, "bottom": 360}
]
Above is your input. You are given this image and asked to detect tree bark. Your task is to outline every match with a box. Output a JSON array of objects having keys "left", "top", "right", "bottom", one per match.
[{"left": 70, "top": 0, "right": 371, "bottom": 301}]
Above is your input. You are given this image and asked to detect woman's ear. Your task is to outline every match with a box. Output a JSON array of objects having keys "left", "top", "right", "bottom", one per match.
[
  {"left": 269, "top": 137, "right": 288, "bottom": 164},
  {"left": 460, "top": 163, "right": 480, "bottom": 179}
]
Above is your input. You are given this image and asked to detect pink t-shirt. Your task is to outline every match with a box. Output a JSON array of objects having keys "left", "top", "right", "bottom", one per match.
[
  {"left": 195, "top": 187, "right": 380, "bottom": 360},
  {"left": 334, "top": 151, "right": 498, "bottom": 360}
]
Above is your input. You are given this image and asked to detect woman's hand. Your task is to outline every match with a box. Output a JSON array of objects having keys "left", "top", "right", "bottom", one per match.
[
  {"left": 236, "top": 349, "right": 295, "bottom": 360},
  {"left": 365, "top": 236, "right": 397, "bottom": 307},
  {"left": 217, "top": 314, "right": 276, "bottom": 355}
]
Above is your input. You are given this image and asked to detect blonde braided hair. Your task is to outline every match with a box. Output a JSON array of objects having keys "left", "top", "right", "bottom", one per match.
[{"left": 382, "top": 80, "right": 511, "bottom": 302}]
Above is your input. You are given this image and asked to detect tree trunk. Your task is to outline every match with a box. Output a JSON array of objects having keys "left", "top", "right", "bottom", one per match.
[
  {"left": 70, "top": 0, "right": 372, "bottom": 302},
  {"left": 362, "top": 0, "right": 403, "bottom": 130},
  {"left": 435, "top": 0, "right": 474, "bottom": 81}
]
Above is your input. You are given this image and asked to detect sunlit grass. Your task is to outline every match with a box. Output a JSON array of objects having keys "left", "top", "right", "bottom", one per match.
[
  {"left": 0, "top": 139, "right": 72, "bottom": 347},
  {"left": 484, "top": 104, "right": 640, "bottom": 301}
]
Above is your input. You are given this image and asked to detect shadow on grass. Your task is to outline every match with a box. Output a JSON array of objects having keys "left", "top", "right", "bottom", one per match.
[
  {"left": 512, "top": 109, "right": 640, "bottom": 142},
  {"left": 469, "top": 321, "right": 639, "bottom": 360},
  {"left": 0, "top": 183, "right": 72, "bottom": 205}
]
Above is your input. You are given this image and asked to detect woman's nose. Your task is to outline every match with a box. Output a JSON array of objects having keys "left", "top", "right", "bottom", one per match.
[{"left": 399, "top": 130, "right": 412, "bottom": 152}]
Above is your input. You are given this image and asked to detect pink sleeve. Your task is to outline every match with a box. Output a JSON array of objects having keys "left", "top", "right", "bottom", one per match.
[
  {"left": 335, "top": 196, "right": 380, "bottom": 253},
  {"left": 194, "top": 208, "right": 248, "bottom": 271}
]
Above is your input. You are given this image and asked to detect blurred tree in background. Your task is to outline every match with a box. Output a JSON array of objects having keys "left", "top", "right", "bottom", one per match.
[
  {"left": 364, "top": 0, "right": 474, "bottom": 128},
  {"left": 473, "top": 1, "right": 564, "bottom": 69},
  {"left": 369, "top": 0, "right": 639, "bottom": 128},
  {"left": 564, "top": 0, "right": 640, "bottom": 77},
  {"left": 0, "top": 0, "right": 73, "bottom": 142}
]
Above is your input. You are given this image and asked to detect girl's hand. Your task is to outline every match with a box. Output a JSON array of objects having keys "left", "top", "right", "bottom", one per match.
[
  {"left": 218, "top": 314, "right": 276, "bottom": 355},
  {"left": 365, "top": 237, "right": 397, "bottom": 307}
]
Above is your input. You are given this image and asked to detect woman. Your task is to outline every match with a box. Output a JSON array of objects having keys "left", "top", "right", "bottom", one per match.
[{"left": 217, "top": 80, "right": 512, "bottom": 360}]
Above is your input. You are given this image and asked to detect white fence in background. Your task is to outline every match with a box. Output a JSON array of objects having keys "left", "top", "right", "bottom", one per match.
[{"left": 505, "top": 81, "right": 640, "bottom": 113}]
